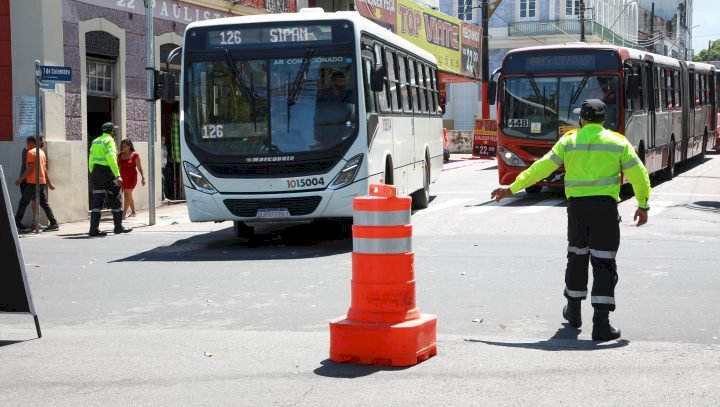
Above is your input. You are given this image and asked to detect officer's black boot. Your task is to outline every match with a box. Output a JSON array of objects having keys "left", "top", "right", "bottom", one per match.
[
  {"left": 88, "top": 212, "right": 107, "bottom": 237},
  {"left": 112, "top": 211, "right": 132, "bottom": 234},
  {"left": 592, "top": 310, "right": 621, "bottom": 341},
  {"left": 562, "top": 299, "right": 582, "bottom": 328}
]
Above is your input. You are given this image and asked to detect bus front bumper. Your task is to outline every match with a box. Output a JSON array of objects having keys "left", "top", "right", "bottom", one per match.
[{"left": 184, "top": 178, "right": 370, "bottom": 224}]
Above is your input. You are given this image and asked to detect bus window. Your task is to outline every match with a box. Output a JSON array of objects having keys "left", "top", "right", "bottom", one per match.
[
  {"left": 625, "top": 64, "right": 644, "bottom": 113},
  {"left": 375, "top": 44, "right": 390, "bottom": 112},
  {"left": 407, "top": 59, "right": 419, "bottom": 113},
  {"left": 397, "top": 55, "right": 411, "bottom": 112},
  {"left": 385, "top": 50, "right": 402, "bottom": 112},
  {"left": 673, "top": 70, "right": 681, "bottom": 109},
  {"left": 416, "top": 61, "right": 427, "bottom": 113},
  {"left": 654, "top": 67, "right": 661, "bottom": 112},
  {"left": 362, "top": 57, "right": 377, "bottom": 114}
]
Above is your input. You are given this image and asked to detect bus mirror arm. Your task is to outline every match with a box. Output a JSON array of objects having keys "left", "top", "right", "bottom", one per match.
[{"left": 157, "top": 46, "right": 182, "bottom": 102}]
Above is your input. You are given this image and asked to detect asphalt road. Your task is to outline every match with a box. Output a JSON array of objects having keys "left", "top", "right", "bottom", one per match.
[{"left": 2, "top": 152, "right": 720, "bottom": 405}]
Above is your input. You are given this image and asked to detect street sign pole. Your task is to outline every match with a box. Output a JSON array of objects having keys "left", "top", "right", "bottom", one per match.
[
  {"left": 34, "top": 61, "right": 41, "bottom": 234},
  {"left": 145, "top": 0, "right": 156, "bottom": 226}
]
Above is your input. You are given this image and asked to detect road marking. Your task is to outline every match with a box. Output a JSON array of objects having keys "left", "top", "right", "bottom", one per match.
[
  {"left": 462, "top": 197, "right": 521, "bottom": 214},
  {"left": 648, "top": 200, "right": 674, "bottom": 216},
  {"left": 515, "top": 198, "right": 566, "bottom": 214},
  {"left": 416, "top": 198, "right": 472, "bottom": 216}
]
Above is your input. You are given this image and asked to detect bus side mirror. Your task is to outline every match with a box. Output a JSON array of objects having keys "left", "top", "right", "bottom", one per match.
[
  {"left": 156, "top": 71, "right": 176, "bottom": 102},
  {"left": 487, "top": 80, "right": 497, "bottom": 105},
  {"left": 371, "top": 66, "right": 385, "bottom": 92},
  {"left": 626, "top": 74, "right": 640, "bottom": 99}
]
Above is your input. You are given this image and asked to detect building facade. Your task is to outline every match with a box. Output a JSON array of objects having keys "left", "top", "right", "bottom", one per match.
[
  {"left": 638, "top": 0, "right": 693, "bottom": 59},
  {"left": 2, "top": 0, "right": 294, "bottom": 224},
  {"left": 440, "top": 0, "right": 642, "bottom": 130}
]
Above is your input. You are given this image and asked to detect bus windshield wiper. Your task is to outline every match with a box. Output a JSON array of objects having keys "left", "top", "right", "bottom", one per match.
[
  {"left": 287, "top": 48, "right": 314, "bottom": 130},
  {"left": 569, "top": 74, "right": 590, "bottom": 106},
  {"left": 222, "top": 48, "right": 259, "bottom": 131},
  {"left": 288, "top": 48, "right": 314, "bottom": 106}
]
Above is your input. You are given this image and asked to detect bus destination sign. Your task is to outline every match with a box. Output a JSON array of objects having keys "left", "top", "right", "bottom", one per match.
[
  {"left": 208, "top": 25, "right": 333, "bottom": 47},
  {"left": 525, "top": 55, "right": 597, "bottom": 71}
]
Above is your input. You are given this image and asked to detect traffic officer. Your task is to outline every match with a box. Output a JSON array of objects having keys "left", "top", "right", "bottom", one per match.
[
  {"left": 88, "top": 122, "right": 132, "bottom": 236},
  {"left": 491, "top": 99, "right": 651, "bottom": 341}
]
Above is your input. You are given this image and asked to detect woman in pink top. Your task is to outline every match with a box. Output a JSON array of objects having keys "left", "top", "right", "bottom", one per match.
[{"left": 117, "top": 139, "right": 145, "bottom": 218}]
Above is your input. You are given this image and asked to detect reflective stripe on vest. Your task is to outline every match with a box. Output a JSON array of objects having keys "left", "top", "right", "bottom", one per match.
[
  {"left": 353, "top": 237, "right": 412, "bottom": 254},
  {"left": 565, "top": 144, "right": 625, "bottom": 153},
  {"left": 622, "top": 156, "right": 642, "bottom": 169},
  {"left": 548, "top": 152, "right": 564, "bottom": 166},
  {"left": 353, "top": 210, "right": 411, "bottom": 226},
  {"left": 565, "top": 176, "right": 620, "bottom": 187}
]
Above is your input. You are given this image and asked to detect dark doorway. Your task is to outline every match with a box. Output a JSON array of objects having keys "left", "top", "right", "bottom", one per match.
[
  {"left": 86, "top": 95, "right": 114, "bottom": 207},
  {"left": 161, "top": 100, "right": 183, "bottom": 200}
]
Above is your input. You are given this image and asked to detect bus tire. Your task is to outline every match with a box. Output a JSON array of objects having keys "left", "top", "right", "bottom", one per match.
[
  {"left": 664, "top": 140, "right": 676, "bottom": 181},
  {"left": 525, "top": 185, "right": 542, "bottom": 194},
  {"left": 412, "top": 157, "right": 431, "bottom": 210},
  {"left": 233, "top": 221, "right": 254, "bottom": 238}
]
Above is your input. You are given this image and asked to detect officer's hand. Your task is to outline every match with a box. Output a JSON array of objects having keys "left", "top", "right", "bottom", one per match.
[
  {"left": 491, "top": 187, "right": 513, "bottom": 202},
  {"left": 634, "top": 208, "right": 648, "bottom": 227}
]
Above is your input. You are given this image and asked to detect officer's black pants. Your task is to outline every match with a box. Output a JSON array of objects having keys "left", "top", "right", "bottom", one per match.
[
  {"left": 564, "top": 196, "right": 620, "bottom": 311},
  {"left": 90, "top": 166, "right": 122, "bottom": 214}
]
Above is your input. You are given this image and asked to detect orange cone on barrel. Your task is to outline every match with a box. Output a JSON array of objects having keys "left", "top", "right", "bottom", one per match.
[{"left": 329, "top": 184, "right": 437, "bottom": 366}]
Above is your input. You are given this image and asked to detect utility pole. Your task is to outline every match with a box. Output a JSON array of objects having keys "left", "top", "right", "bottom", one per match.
[
  {"left": 145, "top": 0, "right": 156, "bottom": 225},
  {"left": 481, "top": 0, "right": 490, "bottom": 119},
  {"left": 648, "top": 3, "right": 655, "bottom": 53},
  {"left": 579, "top": 0, "right": 585, "bottom": 42}
]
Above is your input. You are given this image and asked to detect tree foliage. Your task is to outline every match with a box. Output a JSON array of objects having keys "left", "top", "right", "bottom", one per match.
[{"left": 694, "top": 39, "right": 720, "bottom": 61}]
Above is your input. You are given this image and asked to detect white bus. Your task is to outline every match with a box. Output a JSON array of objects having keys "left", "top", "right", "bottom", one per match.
[{"left": 177, "top": 10, "right": 444, "bottom": 236}]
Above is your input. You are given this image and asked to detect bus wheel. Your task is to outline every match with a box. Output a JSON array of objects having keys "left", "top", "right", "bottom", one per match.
[
  {"left": 664, "top": 141, "right": 675, "bottom": 181},
  {"left": 412, "top": 157, "right": 431, "bottom": 210},
  {"left": 233, "top": 221, "right": 254, "bottom": 238},
  {"left": 525, "top": 185, "right": 542, "bottom": 194}
]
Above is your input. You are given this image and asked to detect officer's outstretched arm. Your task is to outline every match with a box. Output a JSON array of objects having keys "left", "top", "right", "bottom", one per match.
[
  {"left": 620, "top": 143, "right": 651, "bottom": 211},
  {"left": 508, "top": 144, "right": 564, "bottom": 194}
]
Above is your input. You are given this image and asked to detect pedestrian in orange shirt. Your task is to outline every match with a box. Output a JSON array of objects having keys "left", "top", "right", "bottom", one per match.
[{"left": 14, "top": 136, "right": 59, "bottom": 232}]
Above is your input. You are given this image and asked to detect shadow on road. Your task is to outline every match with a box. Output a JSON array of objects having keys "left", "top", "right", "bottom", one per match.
[
  {"left": 313, "top": 359, "right": 411, "bottom": 378},
  {"left": 112, "top": 221, "right": 353, "bottom": 262},
  {"left": 0, "top": 339, "right": 32, "bottom": 348},
  {"left": 465, "top": 323, "right": 631, "bottom": 351}
]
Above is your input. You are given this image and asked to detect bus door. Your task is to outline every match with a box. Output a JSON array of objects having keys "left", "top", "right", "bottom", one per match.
[
  {"left": 645, "top": 60, "right": 656, "bottom": 150},
  {"left": 685, "top": 67, "right": 695, "bottom": 161}
]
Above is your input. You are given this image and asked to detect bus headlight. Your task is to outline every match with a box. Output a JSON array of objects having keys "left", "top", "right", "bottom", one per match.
[
  {"left": 183, "top": 161, "right": 217, "bottom": 194},
  {"left": 330, "top": 154, "right": 363, "bottom": 190},
  {"left": 499, "top": 147, "right": 527, "bottom": 167}
]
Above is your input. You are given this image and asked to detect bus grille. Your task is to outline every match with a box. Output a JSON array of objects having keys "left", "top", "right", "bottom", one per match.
[
  {"left": 205, "top": 159, "right": 339, "bottom": 178},
  {"left": 224, "top": 196, "right": 323, "bottom": 217}
]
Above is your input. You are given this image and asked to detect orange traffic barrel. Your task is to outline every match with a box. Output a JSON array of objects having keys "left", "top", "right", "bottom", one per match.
[{"left": 329, "top": 184, "right": 437, "bottom": 367}]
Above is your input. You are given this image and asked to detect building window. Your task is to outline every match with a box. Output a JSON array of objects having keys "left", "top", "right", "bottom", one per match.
[
  {"left": 518, "top": 0, "right": 536, "bottom": 19},
  {"left": 87, "top": 59, "right": 114, "bottom": 97},
  {"left": 457, "top": 0, "right": 473, "bottom": 21},
  {"left": 565, "top": 0, "right": 579, "bottom": 16}
]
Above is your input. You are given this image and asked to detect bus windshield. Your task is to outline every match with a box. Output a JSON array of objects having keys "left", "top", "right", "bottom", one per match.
[
  {"left": 501, "top": 75, "right": 619, "bottom": 141},
  {"left": 184, "top": 52, "right": 357, "bottom": 157}
]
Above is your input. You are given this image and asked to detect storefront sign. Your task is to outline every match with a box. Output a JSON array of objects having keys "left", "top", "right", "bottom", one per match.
[
  {"left": 460, "top": 22, "right": 480, "bottom": 78},
  {"left": 473, "top": 118, "right": 497, "bottom": 158},
  {"left": 75, "top": 0, "right": 236, "bottom": 24}
]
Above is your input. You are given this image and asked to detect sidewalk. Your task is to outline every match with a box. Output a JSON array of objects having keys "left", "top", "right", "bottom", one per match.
[{"left": 20, "top": 200, "right": 191, "bottom": 237}]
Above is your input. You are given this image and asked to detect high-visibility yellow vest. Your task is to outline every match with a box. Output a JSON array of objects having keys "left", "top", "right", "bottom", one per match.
[
  {"left": 509, "top": 123, "right": 651, "bottom": 208},
  {"left": 88, "top": 133, "right": 120, "bottom": 177}
]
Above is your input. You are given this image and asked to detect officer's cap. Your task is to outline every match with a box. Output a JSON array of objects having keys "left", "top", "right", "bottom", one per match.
[
  {"left": 101, "top": 122, "right": 118, "bottom": 132},
  {"left": 578, "top": 99, "right": 606, "bottom": 122}
]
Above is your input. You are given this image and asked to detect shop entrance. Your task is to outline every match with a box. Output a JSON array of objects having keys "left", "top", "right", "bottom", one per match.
[
  {"left": 86, "top": 95, "right": 114, "bottom": 207},
  {"left": 161, "top": 100, "right": 183, "bottom": 200}
]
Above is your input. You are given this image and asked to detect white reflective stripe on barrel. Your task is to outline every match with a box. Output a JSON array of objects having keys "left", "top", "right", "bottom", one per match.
[
  {"left": 353, "top": 210, "right": 411, "bottom": 226},
  {"left": 353, "top": 237, "right": 412, "bottom": 254}
]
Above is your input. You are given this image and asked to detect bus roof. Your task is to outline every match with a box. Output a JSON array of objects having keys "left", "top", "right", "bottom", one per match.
[
  {"left": 185, "top": 10, "right": 437, "bottom": 65},
  {"left": 506, "top": 43, "right": 716, "bottom": 73}
]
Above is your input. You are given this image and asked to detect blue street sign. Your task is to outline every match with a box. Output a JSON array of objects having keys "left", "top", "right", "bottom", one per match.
[{"left": 39, "top": 65, "right": 72, "bottom": 82}]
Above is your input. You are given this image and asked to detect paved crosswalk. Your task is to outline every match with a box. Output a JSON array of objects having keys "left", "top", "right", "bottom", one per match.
[{"left": 418, "top": 194, "right": 681, "bottom": 217}]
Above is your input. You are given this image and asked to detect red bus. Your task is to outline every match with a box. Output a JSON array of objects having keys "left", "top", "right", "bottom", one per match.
[{"left": 488, "top": 44, "right": 717, "bottom": 193}]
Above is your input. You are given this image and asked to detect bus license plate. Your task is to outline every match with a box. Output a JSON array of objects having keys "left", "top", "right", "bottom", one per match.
[{"left": 256, "top": 208, "right": 290, "bottom": 218}]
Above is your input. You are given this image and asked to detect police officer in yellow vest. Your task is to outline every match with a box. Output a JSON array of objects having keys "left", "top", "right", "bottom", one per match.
[
  {"left": 88, "top": 122, "right": 132, "bottom": 236},
  {"left": 491, "top": 99, "right": 651, "bottom": 341}
]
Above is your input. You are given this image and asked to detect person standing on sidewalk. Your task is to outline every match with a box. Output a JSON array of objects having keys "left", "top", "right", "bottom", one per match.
[
  {"left": 14, "top": 136, "right": 59, "bottom": 232},
  {"left": 117, "top": 139, "right": 145, "bottom": 218},
  {"left": 88, "top": 122, "right": 131, "bottom": 236},
  {"left": 491, "top": 99, "right": 651, "bottom": 341}
]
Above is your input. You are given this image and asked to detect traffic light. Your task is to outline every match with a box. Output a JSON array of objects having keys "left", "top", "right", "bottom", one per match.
[{"left": 154, "top": 70, "right": 176, "bottom": 101}]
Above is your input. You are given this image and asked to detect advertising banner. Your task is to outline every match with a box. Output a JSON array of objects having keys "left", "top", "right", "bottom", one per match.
[
  {"left": 357, "top": 0, "right": 480, "bottom": 80},
  {"left": 473, "top": 118, "right": 497, "bottom": 158}
]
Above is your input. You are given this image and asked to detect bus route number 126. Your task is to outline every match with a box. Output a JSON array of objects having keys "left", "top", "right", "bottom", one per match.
[
  {"left": 287, "top": 177, "right": 325, "bottom": 189},
  {"left": 202, "top": 124, "right": 224, "bottom": 139}
]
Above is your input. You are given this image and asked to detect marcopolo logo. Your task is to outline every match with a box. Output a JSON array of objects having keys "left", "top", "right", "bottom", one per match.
[{"left": 246, "top": 156, "right": 296, "bottom": 163}]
